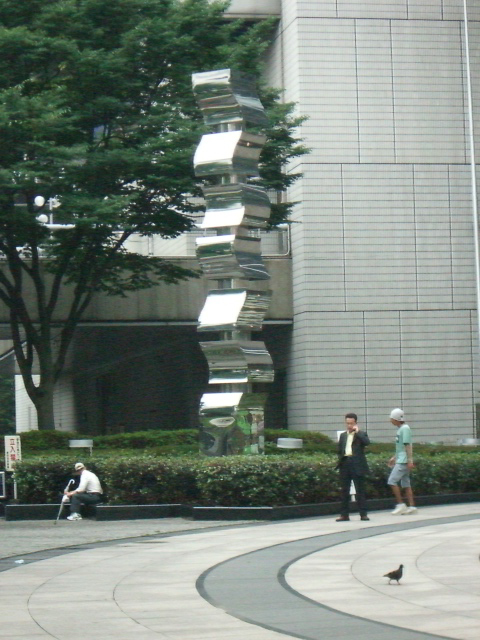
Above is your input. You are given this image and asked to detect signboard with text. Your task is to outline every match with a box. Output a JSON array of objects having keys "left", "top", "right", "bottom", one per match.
[{"left": 4, "top": 435, "right": 21, "bottom": 471}]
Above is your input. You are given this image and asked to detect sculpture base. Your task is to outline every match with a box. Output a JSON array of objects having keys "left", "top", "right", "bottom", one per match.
[{"left": 199, "top": 391, "right": 266, "bottom": 456}]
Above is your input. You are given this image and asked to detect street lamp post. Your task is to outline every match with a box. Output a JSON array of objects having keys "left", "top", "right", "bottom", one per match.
[{"left": 34, "top": 196, "right": 75, "bottom": 230}]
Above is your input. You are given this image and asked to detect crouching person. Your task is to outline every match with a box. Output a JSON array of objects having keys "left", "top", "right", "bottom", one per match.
[{"left": 66, "top": 462, "right": 103, "bottom": 521}]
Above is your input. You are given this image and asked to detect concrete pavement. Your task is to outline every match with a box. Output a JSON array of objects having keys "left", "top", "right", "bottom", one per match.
[
  {"left": 0, "top": 516, "right": 250, "bottom": 560},
  {"left": 1, "top": 504, "right": 480, "bottom": 639}
]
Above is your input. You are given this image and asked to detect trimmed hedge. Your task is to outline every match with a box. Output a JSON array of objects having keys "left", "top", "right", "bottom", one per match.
[
  {"left": 101, "top": 456, "right": 201, "bottom": 504},
  {"left": 367, "top": 442, "right": 480, "bottom": 456},
  {"left": 9, "top": 430, "right": 74, "bottom": 452},
  {"left": 265, "top": 429, "right": 337, "bottom": 454},
  {"left": 5, "top": 428, "right": 480, "bottom": 508},
  {"left": 194, "top": 454, "right": 339, "bottom": 506},
  {"left": 6, "top": 428, "right": 478, "bottom": 457},
  {"left": 11, "top": 452, "right": 480, "bottom": 507},
  {"left": 6, "top": 429, "right": 200, "bottom": 453},
  {"left": 4, "top": 428, "right": 337, "bottom": 456},
  {"left": 92, "top": 430, "right": 199, "bottom": 450}
]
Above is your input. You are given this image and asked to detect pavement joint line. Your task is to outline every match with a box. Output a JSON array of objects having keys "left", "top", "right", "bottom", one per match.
[
  {"left": 0, "top": 519, "right": 262, "bottom": 572},
  {"left": 198, "top": 513, "right": 480, "bottom": 640}
]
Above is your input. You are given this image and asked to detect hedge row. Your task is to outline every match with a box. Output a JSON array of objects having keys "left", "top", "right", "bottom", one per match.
[
  {"left": 12, "top": 452, "right": 480, "bottom": 507},
  {"left": 4, "top": 428, "right": 337, "bottom": 455},
  {"left": 2, "top": 429, "right": 200, "bottom": 453},
  {"left": 7, "top": 428, "right": 479, "bottom": 458}
]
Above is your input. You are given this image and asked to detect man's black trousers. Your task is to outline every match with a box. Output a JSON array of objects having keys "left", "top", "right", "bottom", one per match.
[
  {"left": 339, "top": 458, "right": 368, "bottom": 517},
  {"left": 69, "top": 492, "right": 102, "bottom": 515}
]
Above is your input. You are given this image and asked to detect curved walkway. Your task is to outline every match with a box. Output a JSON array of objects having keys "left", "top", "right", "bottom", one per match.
[{"left": 1, "top": 504, "right": 480, "bottom": 639}]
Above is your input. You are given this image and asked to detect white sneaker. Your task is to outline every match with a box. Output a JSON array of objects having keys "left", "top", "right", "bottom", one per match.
[
  {"left": 391, "top": 503, "right": 407, "bottom": 515},
  {"left": 66, "top": 513, "right": 82, "bottom": 521},
  {"left": 402, "top": 506, "right": 418, "bottom": 515}
]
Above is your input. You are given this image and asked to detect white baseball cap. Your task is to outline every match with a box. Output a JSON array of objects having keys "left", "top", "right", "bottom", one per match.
[
  {"left": 74, "top": 462, "right": 85, "bottom": 471},
  {"left": 390, "top": 408, "right": 404, "bottom": 421}
]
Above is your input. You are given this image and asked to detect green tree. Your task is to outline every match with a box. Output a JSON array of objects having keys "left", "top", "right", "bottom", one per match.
[{"left": 0, "top": 0, "right": 306, "bottom": 430}]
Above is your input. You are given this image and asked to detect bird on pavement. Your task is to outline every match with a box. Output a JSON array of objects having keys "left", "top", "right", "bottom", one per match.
[{"left": 384, "top": 564, "right": 403, "bottom": 584}]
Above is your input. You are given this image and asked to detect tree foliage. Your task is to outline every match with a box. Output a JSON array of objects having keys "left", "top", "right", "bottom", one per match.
[{"left": 0, "top": 0, "right": 307, "bottom": 429}]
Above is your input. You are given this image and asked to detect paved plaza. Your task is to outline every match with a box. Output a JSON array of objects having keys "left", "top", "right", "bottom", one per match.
[{"left": 1, "top": 504, "right": 480, "bottom": 639}]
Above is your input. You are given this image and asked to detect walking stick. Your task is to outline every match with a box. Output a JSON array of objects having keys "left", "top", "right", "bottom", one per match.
[{"left": 54, "top": 479, "right": 75, "bottom": 524}]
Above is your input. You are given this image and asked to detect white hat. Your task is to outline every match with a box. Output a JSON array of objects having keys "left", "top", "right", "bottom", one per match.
[
  {"left": 74, "top": 462, "right": 85, "bottom": 471},
  {"left": 390, "top": 408, "right": 404, "bottom": 421}
]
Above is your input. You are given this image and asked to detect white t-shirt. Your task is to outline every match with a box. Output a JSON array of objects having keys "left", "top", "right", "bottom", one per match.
[{"left": 77, "top": 469, "right": 103, "bottom": 494}]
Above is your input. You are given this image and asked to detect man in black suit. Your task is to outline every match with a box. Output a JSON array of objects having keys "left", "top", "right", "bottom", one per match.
[{"left": 336, "top": 413, "right": 370, "bottom": 522}]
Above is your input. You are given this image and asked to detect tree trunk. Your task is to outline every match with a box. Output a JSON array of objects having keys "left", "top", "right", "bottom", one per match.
[{"left": 32, "top": 384, "right": 56, "bottom": 431}]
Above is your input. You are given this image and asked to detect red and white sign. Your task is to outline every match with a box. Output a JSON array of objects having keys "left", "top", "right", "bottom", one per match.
[{"left": 4, "top": 435, "right": 21, "bottom": 471}]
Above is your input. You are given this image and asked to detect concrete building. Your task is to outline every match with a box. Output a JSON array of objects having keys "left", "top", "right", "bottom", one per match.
[
  {"left": 11, "top": 0, "right": 480, "bottom": 442},
  {"left": 261, "top": 0, "right": 480, "bottom": 442}
]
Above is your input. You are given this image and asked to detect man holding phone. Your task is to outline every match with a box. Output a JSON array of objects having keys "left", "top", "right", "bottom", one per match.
[{"left": 336, "top": 413, "right": 370, "bottom": 522}]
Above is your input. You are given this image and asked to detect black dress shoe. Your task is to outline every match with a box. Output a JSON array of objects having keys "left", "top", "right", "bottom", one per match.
[
  {"left": 360, "top": 515, "right": 370, "bottom": 521},
  {"left": 336, "top": 516, "right": 350, "bottom": 521}
]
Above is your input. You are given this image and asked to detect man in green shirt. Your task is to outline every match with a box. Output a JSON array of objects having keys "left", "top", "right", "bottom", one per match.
[{"left": 387, "top": 408, "right": 418, "bottom": 515}]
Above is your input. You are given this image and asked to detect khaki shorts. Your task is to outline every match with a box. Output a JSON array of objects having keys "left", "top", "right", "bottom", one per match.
[{"left": 387, "top": 463, "right": 411, "bottom": 488}]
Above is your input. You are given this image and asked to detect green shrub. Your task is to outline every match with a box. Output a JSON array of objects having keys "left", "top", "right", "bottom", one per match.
[
  {"left": 3, "top": 429, "right": 200, "bottom": 457},
  {"left": 9, "top": 427, "right": 480, "bottom": 508},
  {"left": 92, "top": 430, "right": 198, "bottom": 450},
  {"left": 195, "top": 454, "right": 338, "bottom": 506},
  {"left": 11, "top": 427, "right": 479, "bottom": 459},
  {"left": 101, "top": 456, "right": 201, "bottom": 504},
  {"left": 367, "top": 441, "right": 480, "bottom": 456},
  {"left": 265, "top": 429, "right": 337, "bottom": 454},
  {"left": 12, "top": 455, "right": 202, "bottom": 505},
  {"left": 12, "top": 450, "right": 480, "bottom": 507},
  {"left": 12, "top": 456, "right": 95, "bottom": 503},
  {"left": 11, "top": 430, "right": 74, "bottom": 452},
  {"left": 363, "top": 454, "right": 446, "bottom": 498},
  {"left": 365, "top": 452, "right": 480, "bottom": 497},
  {"left": 14, "top": 427, "right": 336, "bottom": 453}
]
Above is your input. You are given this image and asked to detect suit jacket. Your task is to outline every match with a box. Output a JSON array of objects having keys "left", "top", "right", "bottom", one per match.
[{"left": 337, "top": 429, "right": 370, "bottom": 475}]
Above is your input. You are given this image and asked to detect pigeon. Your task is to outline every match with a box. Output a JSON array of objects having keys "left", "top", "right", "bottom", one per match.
[{"left": 383, "top": 564, "right": 403, "bottom": 584}]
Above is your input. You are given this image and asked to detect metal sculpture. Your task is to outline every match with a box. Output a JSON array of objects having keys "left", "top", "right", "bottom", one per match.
[{"left": 192, "top": 68, "right": 274, "bottom": 455}]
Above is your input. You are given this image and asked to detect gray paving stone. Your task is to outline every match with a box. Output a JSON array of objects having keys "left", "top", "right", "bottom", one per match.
[{"left": 1, "top": 506, "right": 480, "bottom": 639}]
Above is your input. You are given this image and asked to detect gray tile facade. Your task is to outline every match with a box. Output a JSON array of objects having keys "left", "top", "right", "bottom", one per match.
[{"left": 275, "top": 0, "right": 479, "bottom": 440}]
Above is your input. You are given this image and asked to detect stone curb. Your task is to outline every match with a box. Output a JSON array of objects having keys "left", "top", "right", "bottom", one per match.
[{"left": 4, "top": 491, "right": 480, "bottom": 521}]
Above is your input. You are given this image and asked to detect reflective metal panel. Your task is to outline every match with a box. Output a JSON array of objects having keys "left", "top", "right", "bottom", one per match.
[
  {"left": 199, "top": 392, "right": 266, "bottom": 455},
  {"left": 196, "top": 234, "right": 269, "bottom": 279},
  {"left": 197, "top": 288, "right": 272, "bottom": 332},
  {"left": 200, "top": 340, "right": 274, "bottom": 384},
  {"left": 200, "top": 392, "right": 243, "bottom": 412},
  {"left": 192, "top": 67, "right": 272, "bottom": 456},
  {"left": 192, "top": 68, "right": 269, "bottom": 127},
  {"left": 200, "top": 183, "right": 271, "bottom": 230},
  {"left": 193, "top": 131, "right": 266, "bottom": 178}
]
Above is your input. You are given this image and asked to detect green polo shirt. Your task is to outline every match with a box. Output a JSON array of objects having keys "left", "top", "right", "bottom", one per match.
[{"left": 395, "top": 424, "right": 412, "bottom": 464}]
